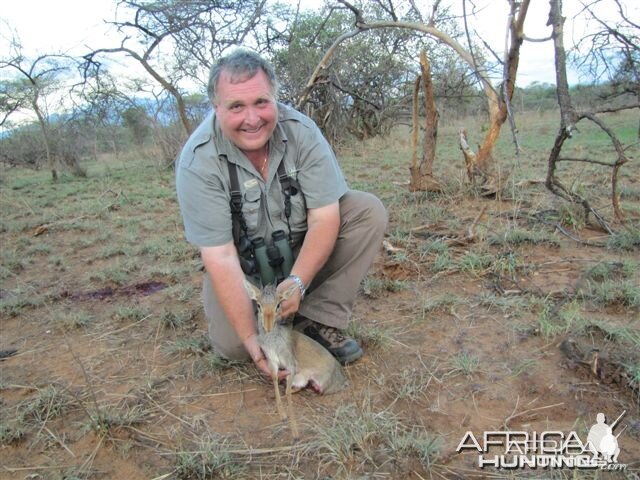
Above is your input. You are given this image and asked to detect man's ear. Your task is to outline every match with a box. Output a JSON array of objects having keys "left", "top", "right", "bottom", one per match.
[{"left": 243, "top": 278, "right": 262, "bottom": 302}]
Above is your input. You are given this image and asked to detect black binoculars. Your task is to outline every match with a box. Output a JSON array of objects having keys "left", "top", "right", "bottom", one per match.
[{"left": 239, "top": 230, "right": 294, "bottom": 285}]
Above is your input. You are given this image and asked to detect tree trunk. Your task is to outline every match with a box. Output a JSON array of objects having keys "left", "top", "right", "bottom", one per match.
[
  {"left": 92, "top": 131, "right": 99, "bottom": 162},
  {"left": 466, "top": 0, "right": 529, "bottom": 193},
  {"left": 409, "top": 50, "right": 441, "bottom": 192},
  {"left": 459, "top": 129, "right": 478, "bottom": 184},
  {"left": 33, "top": 100, "right": 57, "bottom": 182},
  {"left": 545, "top": 0, "right": 629, "bottom": 233}
]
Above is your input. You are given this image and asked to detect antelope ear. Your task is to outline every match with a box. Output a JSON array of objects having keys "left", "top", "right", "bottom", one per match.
[
  {"left": 278, "top": 282, "right": 299, "bottom": 302},
  {"left": 243, "top": 278, "right": 262, "bottom": 301}
]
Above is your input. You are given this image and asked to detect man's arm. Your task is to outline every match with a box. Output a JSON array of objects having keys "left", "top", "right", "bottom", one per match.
[
  {"left": 201, "top": 243, "right": 275, "bottom": 378},
  {"left": 278, "top": 200, "right": 340, "bottom": 317}
]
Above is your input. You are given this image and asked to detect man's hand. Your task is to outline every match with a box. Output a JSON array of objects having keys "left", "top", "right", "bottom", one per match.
[
  {"left": 243, "top": 333, "right": 288, "bottom": 380},
  {"left": 276, "top": 278, "right": 303, "bottom": 319}
]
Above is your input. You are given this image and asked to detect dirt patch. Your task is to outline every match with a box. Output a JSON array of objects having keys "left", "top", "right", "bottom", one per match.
[{"left": 1, "top": 146, "right": 639, "bottom": 478}]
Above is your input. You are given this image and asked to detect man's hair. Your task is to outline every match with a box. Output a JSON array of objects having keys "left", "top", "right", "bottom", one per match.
[{"left": 207, "top": 49, "right": 279, "bottom": 104}]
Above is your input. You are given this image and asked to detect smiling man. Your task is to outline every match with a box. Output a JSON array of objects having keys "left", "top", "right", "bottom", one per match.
[{"left": 175, "top": 49, "right": 387, "bottom": 377}]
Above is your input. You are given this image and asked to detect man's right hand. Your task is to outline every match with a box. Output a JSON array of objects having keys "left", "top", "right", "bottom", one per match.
[{"left": 243, "top": 333, "right": 288, "bottom": 380}]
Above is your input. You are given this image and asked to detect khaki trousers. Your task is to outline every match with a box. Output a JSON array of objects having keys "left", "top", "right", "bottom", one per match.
[{"left": 203, "top": 190, "right": 388, "bottom": 361}]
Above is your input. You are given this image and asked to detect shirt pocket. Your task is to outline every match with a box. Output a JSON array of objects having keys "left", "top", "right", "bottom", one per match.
[
  {"left": 243, "top": 187, "right": 262, "bottom": 237},
  {"left": 289, "top": 189, "right": 307, "bottom": 233}
]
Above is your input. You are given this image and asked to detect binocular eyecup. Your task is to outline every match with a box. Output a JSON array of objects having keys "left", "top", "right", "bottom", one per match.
[{"left": 238, "top": 230, "right": 294, "bottom": 286}]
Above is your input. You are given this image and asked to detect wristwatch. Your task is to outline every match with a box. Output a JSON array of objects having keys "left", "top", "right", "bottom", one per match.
[{"left": 287, "top": 274, "right": 306, "bottom": 300}]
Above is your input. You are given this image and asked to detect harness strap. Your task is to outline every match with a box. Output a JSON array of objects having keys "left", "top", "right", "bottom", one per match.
[
  {"left": 277, "top": 161, "right": 299, "bottom": 239},
  {"left": 227, "top": 161, "right": 248, "bottom": 247},
  {"left": 227, "top": 158, "right": 300, "bottom": 245}
]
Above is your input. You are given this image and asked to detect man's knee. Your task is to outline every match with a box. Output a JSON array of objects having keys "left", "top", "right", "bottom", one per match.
[
  {"left": 366, "top": 192, "right": 388, "bottom": 234},
  {"left": 202, "top": 274, "right": 250, "bottom": 362},
  {"left": 341, "top": 190, "right": 388, "bottom": 234}
]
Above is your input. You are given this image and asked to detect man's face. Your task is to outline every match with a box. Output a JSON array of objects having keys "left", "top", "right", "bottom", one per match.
[{"left": 214, "top": 69, "right": 278, "bottom": 154}]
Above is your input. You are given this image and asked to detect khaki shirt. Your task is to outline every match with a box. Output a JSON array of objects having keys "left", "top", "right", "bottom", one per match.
[{"left": 176, "top": 103, "right": 349, "bottom": 248}]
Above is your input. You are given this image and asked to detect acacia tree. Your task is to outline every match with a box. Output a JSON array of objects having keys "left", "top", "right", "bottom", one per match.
[
  {"left": 0, "top": 79, "right": 23, "bottom": 128},
  {"left": 572, "top": 0, "right": 639, "bottom": 137},
  {"left": 70, "top": 69, "right": 134, "bottom": 160},
  {"left": 274, "top": 5, "right": 421, "bottom": 145},
  {"left": 83, "top": 0, "right": 269, "bottom": 141},
  {"left": 0, "top": 38, "right": 73, "bottom": 181}
]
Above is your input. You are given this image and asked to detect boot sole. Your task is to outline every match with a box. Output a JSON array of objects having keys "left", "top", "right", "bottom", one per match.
[{"left": 334, "top": 346, "right": 364, "bottom": 365}]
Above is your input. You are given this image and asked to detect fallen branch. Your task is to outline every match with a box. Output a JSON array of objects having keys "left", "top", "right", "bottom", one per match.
[
  {"left": 533, "top": 213, "right": 606, "bottom": 247},
  {"left": 467, "top": 205, "right": 488, "bottom": 240},
  {"left": 514, "top": 179, "right": 546, "bottom": 187}
]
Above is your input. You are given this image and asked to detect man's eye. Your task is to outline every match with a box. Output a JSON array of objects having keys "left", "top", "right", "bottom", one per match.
[{"left": 229, "top": 104, "right": 243, "bottom": 112}]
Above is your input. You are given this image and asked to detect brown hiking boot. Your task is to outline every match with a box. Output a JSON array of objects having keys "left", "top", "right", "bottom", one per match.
[{"left": 294, "top": 318, "right": 363, "bottom": 365}]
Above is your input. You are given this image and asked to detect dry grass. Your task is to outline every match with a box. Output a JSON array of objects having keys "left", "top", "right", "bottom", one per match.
[{"left": 1, "top": 110, "right": 639, "bottom": 478}]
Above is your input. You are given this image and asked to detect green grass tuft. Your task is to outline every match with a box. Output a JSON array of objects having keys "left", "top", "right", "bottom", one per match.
[
  {"left": 488, "top": 228, "right": 559, "bottom": 247},
  {"left": 458, "top": 251, "right": 494, "bottom": 275},
  {"left": 585, "top": 261, "right": 636, "bottom": 281},
  {"left": 389, "top": 367, "right": 433, "bottom": 402},
  {"left": 0, "top": 286, "right": 47, "bottom": 317},
  {"left": 308, "top": 402, "right": 440, "bottom": 474},
  {"left": 582, "top": 279, "right": 640, "bottom": 309},
  {"left": 165, "top": 335, "right": 211, "bottom": 356},
  {"left": 174, "top": 435, "right": 247, "bottom": 480},
  {"left": 388, "top": 427, "right": 441, "bottom": 471},
  {"left": 361, "top": 276, "right": 409, "bottom": 298},
  {"left": 606, "top": 228, "right": 640, "bottom": 251},
  {"left": 161, "top": 309, "right": 196, "bottom": 329},
  {"left": 418, "top": 294, "right": 464, "bottom": 319},
  {"left": 431, "top": 251, "right": 454, "bottom": 273},
  {"left": 450, "top": 351, "right": 482, "bottom": 377},
  {"left": 113, "top": 306, "right": 150, "bottom": 322},
  {"left": 346, "top": 321, "right": 394, "bottom": 350},
  {"left": 0, "top": 424, "right": 25, "bottom": 445}
]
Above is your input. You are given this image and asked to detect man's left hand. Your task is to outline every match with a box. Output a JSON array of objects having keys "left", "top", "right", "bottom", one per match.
[{"left": 277, "top": 278, "right": 302, "bottom": 318}]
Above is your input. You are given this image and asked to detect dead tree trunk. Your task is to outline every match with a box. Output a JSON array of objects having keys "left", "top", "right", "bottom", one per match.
[
  {"left": 409, "top": 50, "right": 442, "bottom": 192},
  {"left": 546, "top": 0, "right": 630, "bottom": 234},
  {"left": 459, "top": 129, "right": 477, "bottom": 186},
  {"left": 460, "top": 0, "right": 529, "bottom": 195}
]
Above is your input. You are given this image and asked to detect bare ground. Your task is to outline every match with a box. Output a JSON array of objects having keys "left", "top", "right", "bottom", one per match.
[{"left": 1, "top": 115, "right": 639, "bottom": 479}]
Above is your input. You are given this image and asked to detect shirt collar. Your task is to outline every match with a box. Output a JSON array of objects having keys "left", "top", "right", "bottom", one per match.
[{"left": 188, "top": 110, "right": 214, "bottom": 152}]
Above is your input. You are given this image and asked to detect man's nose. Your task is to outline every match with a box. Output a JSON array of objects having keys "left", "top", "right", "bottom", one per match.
[{"left": 244, "top": 106, "right": 259, "bottom": 123}]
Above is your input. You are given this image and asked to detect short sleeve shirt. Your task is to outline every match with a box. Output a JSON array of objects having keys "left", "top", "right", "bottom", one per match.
[{"left": 175, "top": 103, "right": 349, "bottom": 248}]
